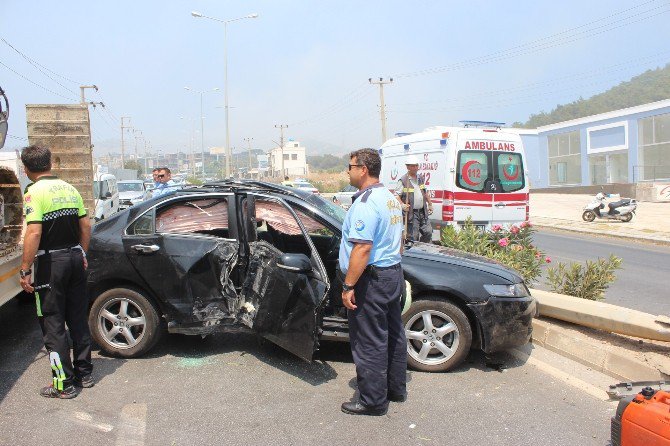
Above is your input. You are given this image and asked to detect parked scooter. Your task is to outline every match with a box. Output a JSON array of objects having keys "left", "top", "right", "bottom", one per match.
[{"left": 582, "top": 193, "right": 637, "bottom": 222}]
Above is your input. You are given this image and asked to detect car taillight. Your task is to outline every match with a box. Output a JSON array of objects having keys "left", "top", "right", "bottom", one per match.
[
  {"left": 525, "top": 194, "right": 530, "bottom": 221},
  {"left": 442, "top": 191, "right": 454, "bottom": 222}
]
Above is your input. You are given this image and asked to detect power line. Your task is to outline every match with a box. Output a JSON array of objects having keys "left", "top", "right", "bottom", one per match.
[
  {"left": 391, "top": 51, "right": 670, "bottom": 109},
  {"left": 288, "top": 81, "right": 369, "bottom": 127},
  {"left": 0, "top": 36, "right": 82, "bottom": 85},
  {"left": 1, "top": 37, "right": 80, "bottom": 96},
  {"left": 0, "top": 60, "right": 78, "bottom": 102},
  {"left": 395, "top": 0, "right": 670, "bottom": 78}
]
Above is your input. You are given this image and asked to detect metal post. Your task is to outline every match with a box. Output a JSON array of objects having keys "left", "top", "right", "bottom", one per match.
[
  {"left": 369, "top": 77, "right": 393, "bottom": 144},
  {"left": 244, "top": 137, "right": 253, "bottom": 178},
  {"left": 224, "top": 23, "right": 231, "bottom": 179},
  {"left": 275, "top": 124, "right": 288, "bottom": 178},
  {"left": 200, "top": 91, "right": 205, "bottom": 180},
  {"left": 120, "top": 116, "right": 131, "bottom": 168}
]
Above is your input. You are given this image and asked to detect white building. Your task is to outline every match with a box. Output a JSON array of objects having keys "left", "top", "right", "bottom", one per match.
[{"left": 269, "top": 140, "right": 308, "bottom": 178}]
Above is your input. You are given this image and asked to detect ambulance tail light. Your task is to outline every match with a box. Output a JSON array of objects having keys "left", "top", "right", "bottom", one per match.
[
  {"left": 442, "top": 191, "right": 454, "bottom": 222},
  {"left": 525, "top": 194, "right": 530, "bottom": 221}
]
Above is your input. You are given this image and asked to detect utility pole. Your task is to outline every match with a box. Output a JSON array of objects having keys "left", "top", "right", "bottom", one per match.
[
  {"left": 143, "top": 139, "right": 149, "bottom": 177},
  {"left": 120, "top": 116, "right": 131, "bottom": 168},
  {"left": 274, "top": 124, "right": 288, "bottom": 178},
  {"left": 369, "top": 77, "right": 393, "bottom": 144},
  {"left": 244, "top": 137, "right": 253, "bottom": 178},
  {"left": 79, "top": 85, "right": 98, "bottom": 104}
]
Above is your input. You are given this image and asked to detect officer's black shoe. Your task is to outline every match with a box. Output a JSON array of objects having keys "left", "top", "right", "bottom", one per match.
[
  {"left": 39, "top": 384, "right": 77, "bottom": 399},
  {"left": 341, "top": 401, "right": 387, "bottom": 416},
  {"left": 388, "top": 392, "right": 407, "bottom": 403},
  {"left": 73, "top": 375, "right": 94, "bottom": 388}
]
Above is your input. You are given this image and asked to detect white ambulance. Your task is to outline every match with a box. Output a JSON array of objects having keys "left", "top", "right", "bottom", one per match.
[{"left": 380, "top": 122, "right": 529, "bottom": 239}]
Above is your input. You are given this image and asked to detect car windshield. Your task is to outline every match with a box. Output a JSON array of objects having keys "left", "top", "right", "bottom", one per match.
[
  {"left": 118, "top": 182, "right": 144, "bottom": 192},
  {"left": 295, "top": 182, "right": 314, "bottom": 189},
  {"left": 302, "top": 193, "right": 345, "bottom": 225}
]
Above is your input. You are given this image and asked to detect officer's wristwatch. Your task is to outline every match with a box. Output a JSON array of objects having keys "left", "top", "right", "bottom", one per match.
[
  {"left": 342, "top": 283, "right": 355, "bottom": 291},
  {"left": 19, "top": 269, "right": 32, "bottom": 278}
]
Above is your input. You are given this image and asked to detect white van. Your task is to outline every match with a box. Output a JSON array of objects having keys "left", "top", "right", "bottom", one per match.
[
  {"left": 93, "top": 173, "right": 119, "bottom": 221},
  {"left": 380, "top": 123, "right": 529, "bottom": 238}
]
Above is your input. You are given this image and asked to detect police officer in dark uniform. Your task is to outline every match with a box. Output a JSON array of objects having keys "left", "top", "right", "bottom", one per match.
[
  {"left": 339, "top": 148, "right": 406, "bottom": 416},
  {"left": 19, "top": 145, "right": 92, "bottom": 399}
]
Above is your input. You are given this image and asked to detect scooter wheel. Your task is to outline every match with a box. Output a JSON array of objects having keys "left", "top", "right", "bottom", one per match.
[
  {"left": 582, "top": 210, "right": 596, "bottom": 222},
  {"left": 621, "top": 213, "right": 633, "bottom": 222}
]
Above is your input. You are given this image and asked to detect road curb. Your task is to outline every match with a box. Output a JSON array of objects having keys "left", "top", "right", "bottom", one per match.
[
  {"left": 531, "top": 222, "right": 670, "bottom": 246},
  {"left": 531, "top": 318, "right": 668, "bottom": 382}
]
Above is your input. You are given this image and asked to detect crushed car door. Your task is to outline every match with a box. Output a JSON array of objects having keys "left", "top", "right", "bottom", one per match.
[
  {"left": 239, "top": 194, "right": 330, "bottom": 361},
  {"left": 123, "top": 195, "right": 243, "bottom": 333}
]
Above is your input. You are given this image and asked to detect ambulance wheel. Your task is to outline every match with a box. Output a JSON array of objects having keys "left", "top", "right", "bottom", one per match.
[
  {"left": 89, "top": 288, "right": 163, "bottom": 358},
  {"left": 621, "top": 213, "right": 633, "bottom": 222},
  {"left": 403, "top": 298, "right": 472, "bottom": 372},
  {"left": 582, "top": 211, "right": 596, "bottom": 222}
]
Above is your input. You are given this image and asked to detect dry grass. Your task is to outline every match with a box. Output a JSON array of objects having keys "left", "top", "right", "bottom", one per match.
[{"left": 306, "top": 171, "right": 349, "bottom": 193}]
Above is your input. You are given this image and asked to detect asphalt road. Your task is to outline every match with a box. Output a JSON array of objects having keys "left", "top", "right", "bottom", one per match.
[
  {"left": 533, "top": 229, "right": 670, "bottom": 316},
  {"left": 0, "top": 298, "right": 618, "bottom": 446}
]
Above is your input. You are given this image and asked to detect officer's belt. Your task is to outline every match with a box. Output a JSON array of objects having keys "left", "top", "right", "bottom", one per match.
[{"left": 36, "top": 244, "right": 83, "bottom": 257}]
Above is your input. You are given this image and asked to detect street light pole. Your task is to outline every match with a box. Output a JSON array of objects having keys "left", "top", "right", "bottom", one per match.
[
  {"left": 184, "top": 87, "right": 219, "bottom": 181},
  {"left": 191, "top": 11, "right": 258, "bottom": 179}
]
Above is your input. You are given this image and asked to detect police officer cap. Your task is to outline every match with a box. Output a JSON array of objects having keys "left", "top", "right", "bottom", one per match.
[{"left": 405, "top": 155, "right": 419, "bottom": 165}]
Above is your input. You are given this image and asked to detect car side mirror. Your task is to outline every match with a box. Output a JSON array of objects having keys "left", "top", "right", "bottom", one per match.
[
  {"left": 105, "top": 192, "right": 112, "bottom": 198},
  {"left": 277, "top": 253, "right": 312, "bottom": 273}
]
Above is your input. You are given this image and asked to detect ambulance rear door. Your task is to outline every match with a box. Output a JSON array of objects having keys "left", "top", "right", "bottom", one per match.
[
  {"left": 491, "top": 147, "right": 527, "bottom": 226},
  {"left": 454, "top": 131, "right": 493, "bottom": 228}
]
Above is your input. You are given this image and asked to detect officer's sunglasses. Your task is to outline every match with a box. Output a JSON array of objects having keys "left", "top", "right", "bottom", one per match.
[
  {"left": 156, "top": 174, "right": 165, "bottom": 178},
  {"left": 348, "top": 164, "right": 364, "bottom": 171}
]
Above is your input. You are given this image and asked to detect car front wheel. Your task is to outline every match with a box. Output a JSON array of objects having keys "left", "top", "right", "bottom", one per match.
[
  {"left": 402, "top": 298, "right": 472, "bottom": 372},
  {"left": 89, "top": 288, "right": 163, "bottom": 358}
]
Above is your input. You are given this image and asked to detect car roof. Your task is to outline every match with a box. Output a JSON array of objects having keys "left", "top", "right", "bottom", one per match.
[
  {"left": 177, "top": 179, "right": 311, "bottom": 200},
  {"left": 119, "top": 180, "right": 144, "bottom": 183}
]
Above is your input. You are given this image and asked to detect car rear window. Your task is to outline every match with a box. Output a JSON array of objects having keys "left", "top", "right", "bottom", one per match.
[
  {"left": 457, "top": 151, "right": 488, "bottom": 192},
  {"left": 495, "top": 153, "right": 525, "bottom": 192},
  {"left": 156, "top": 198, "right": 229, "bottom": 236}
]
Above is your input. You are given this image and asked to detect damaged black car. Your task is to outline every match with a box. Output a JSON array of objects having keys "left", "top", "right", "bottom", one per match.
[{"left": 86, "top": 181, "right": 536, "bottom": 372}]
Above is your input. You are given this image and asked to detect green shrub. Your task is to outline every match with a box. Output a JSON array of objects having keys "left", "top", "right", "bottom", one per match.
[
  {"left": 441, "top": 219, "right": 549, "bottom": 285},
  {"left": 545, "top": 254, "right": 622, "bottom": 300}
]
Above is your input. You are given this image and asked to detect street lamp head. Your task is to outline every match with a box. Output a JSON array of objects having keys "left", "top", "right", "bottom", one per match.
[
  {"left": 191, "top": 11, "right": 203, "bottom": 18},
  {"left": 212, "top": 88, "right": 220, "bottom": 92},
  {"left": 184, "top": 86, "right": 191, "bottom": 91},
  {"left": 247, "top": 13, "right": 259, "bottom": 18}
]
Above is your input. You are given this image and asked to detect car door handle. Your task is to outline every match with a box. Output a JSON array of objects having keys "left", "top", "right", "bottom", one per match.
[
  {"left": 131, "top": 244, "right": 160, "bottom": 254},
  {"left": 494, "top": 203, "right": 506, "bottom": 208}
]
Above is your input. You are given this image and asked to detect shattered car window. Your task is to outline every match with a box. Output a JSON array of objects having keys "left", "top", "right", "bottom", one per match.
[
  {"left": 128, "top": 211, "right": 154, "bottom": 235},
  {"left": 302, "top": 194, "right": 345, "bottom": 225},
  {"left": 255, "top": 200, "right": 323, "bottom": 236},
  {"left": 156, "top": 198, "right": 229, "bottom": 236}
]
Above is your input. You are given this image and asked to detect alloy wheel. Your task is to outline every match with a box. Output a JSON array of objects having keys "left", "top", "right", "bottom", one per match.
[
  {"left": 97, "top": 297, "right": 147, "bottom": 350},
  {"left": 405, "top": 309, "right": 459, "bottom": 366}
]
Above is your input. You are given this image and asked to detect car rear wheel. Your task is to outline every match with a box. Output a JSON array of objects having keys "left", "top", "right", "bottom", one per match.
[
  {"left": 89, "top": 288, "right": 163, "bottom": 358},
  {"left": 402, "top": 298, "right": 472, "bottom": 372},
  {"left": 582, "top": 210, "right": 596, "bottom": 222}
]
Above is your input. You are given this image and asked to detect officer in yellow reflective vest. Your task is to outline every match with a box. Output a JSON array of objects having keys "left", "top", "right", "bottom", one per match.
[
  {"left": 19, "top": 145, "right": 92, "bottom": 399},
  {"left": 394, "top": 156, "right": 433, "bottom": 243}
]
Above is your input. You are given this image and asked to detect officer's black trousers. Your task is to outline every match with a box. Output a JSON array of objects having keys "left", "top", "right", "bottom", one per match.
[
  {"left": 35, "top": 250, "right": 92, "bottom": 389},
  {"left": 348, "top": 264, "right": 407, "bottom": 409}
]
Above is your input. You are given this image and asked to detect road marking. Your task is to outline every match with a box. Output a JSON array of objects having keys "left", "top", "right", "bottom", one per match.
[
  {"left": 115, "top": 403, "right": 147, "bottom": 446},
  {"left": 511, "top": 348, "right": 615, "bottom": 403},
  {"left": 72, "top": 411, "right": 114, "bottom": 433}
]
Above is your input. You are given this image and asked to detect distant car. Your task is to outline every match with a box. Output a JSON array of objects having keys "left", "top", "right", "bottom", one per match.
[
  {"left": 283, "top": 180, "right": 320, "bottom": 195},
  {"left": 85, "top": 180, "right": 535, "bottom": 372},
  {"left": 93, "top": 173, "right": 119, "bottom": 221},
  {"left": 118, "top": 180, "right": 148, "bottom": 210},
  {"left": 332, "top": 184, "right": 358, "bottom": 209}
]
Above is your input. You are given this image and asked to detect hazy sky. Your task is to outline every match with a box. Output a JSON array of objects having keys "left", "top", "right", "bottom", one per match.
[{"left": 2, "top": 0, "right": 669, "bottom": 158}]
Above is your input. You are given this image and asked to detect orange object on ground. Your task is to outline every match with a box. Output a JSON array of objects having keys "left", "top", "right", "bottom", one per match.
[{"left": 611, "top": 388, "right": 670, "bottom": 446}]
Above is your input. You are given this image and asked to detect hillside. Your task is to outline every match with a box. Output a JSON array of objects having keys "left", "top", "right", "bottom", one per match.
[{"left": 516, "top": 63, "right": 670, "bottom": 128}]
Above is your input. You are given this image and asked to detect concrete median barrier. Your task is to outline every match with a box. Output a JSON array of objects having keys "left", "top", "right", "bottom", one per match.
[{"left": 530, "top": 288, "right": 670, "bottom": 342}]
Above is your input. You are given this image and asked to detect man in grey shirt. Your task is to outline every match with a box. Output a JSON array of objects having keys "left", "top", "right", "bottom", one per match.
[{"left": 394, "top": 156, "right": 433, "bottom": 243}]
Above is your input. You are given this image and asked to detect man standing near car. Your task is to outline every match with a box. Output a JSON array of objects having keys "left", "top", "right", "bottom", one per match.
[
  {"left": 394, "top": 156, "right": 433, "bottom": 243},
  {"left": 19, "top": 145, "right": 92, "bottom": 399},
  {"left": 152, "top": 167, "right": 178, "bottom": 198},
  {"left": 339, "top": 148, "right": 406, "bottom": 416}
]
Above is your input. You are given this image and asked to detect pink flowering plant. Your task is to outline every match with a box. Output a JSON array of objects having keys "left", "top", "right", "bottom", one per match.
[{"left": 441, "top": 218, "right": 548, "bottom": 285}]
